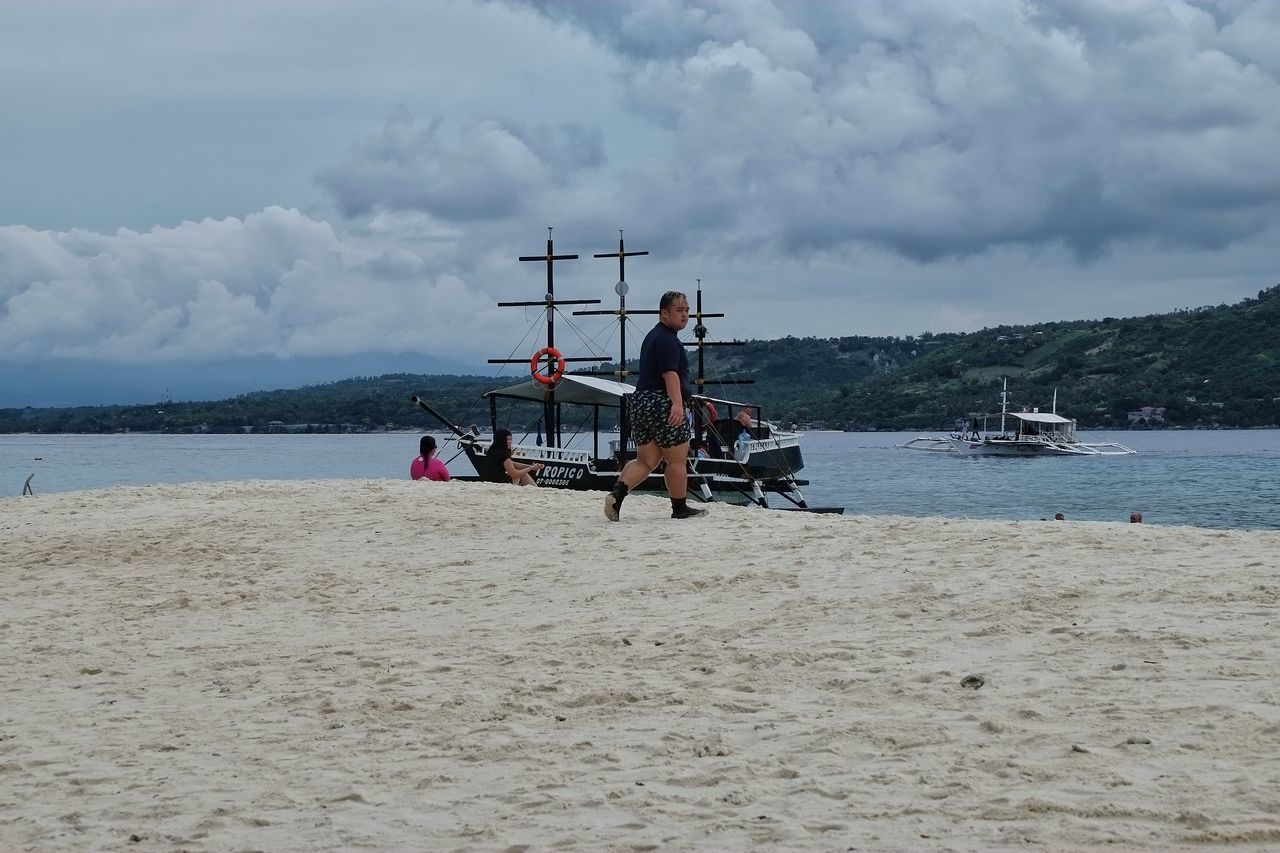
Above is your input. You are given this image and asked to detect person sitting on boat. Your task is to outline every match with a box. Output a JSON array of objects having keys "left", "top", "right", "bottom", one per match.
[
  {"left": 690, "top": 438, "right": 709, "bottom": 460},
  {"left": 734, "top": 409, "right": 753, "bottom": 461},
  {"left": 486, "top": 428, "right": 543, "bottom": 486},
  {"left": 410, "top": 435, "right": 451, "bottom": 482}
]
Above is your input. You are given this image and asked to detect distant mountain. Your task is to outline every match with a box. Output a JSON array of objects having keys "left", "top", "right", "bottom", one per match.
[{"left": 0, "top": 352, "right": 494, "bottom": 408}]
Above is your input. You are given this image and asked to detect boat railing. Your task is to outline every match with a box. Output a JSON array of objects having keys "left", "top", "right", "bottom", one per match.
[
  {"left": 732, "top": 431, "right": 799, "bottom": 461},
  {"left": 511, "top": 444, "right": 592, "bottom": 463}
]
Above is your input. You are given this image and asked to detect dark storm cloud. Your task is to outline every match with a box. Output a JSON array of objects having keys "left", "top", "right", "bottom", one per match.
[{"left": 496, "top": 0, "right": 1280, "bottom": 263}]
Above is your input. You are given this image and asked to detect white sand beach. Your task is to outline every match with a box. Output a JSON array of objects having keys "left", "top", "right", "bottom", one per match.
[{"left": 2, "top": 479, "right": 1279, "bottom": 851}]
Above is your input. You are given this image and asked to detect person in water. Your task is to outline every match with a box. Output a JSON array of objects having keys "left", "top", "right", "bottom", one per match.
[
  {"left": 486, "top": 428, "right": 543, "bottom": 486},
  {"left": 410, "top": 435, "right": 450, "bottom": 482},
  {"left": 604, "top": 290, "right": 706, "bottom": 521}
]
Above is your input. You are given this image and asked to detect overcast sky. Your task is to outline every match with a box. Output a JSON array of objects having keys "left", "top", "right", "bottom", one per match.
[{"left": 3, "top": 0, "right": 1279, "bottom": 374}]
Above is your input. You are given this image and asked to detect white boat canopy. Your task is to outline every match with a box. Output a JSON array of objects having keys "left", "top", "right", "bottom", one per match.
[
  {"left": 485, "top": 375, "right": 760, "bottom": 411},
  {"left": 485, "top": 373, "right": 635, "bottom": 407},
  {"left": 1006, "top": 411, "right": 1074, "bottom": 425}
]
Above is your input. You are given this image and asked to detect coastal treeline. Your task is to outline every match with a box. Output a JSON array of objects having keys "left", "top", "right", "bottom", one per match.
[
  {"left": 702, "top": 283, "right": 1280, "bottom": 430},
  {"left": 3, "top": 285, "right": 1277, "bottom": 433}
]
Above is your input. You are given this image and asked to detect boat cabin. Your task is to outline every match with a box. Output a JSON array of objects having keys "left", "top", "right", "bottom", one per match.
[{"left": 1004, "top": 411, "right": 1077, "bottom": 442}]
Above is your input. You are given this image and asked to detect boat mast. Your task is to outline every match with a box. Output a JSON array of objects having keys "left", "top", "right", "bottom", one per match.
[
  {"left": 592, "top": 230, "right": 648, "bottom": 384},
  {"left": 687, "top": 280, "right": 750, "bottom": 443},
  {"left": 573, "top": 231, "right": 650, "bottom": 457},
  {"left": 489, "top": 227, "right": 602, "bottom": 448}
]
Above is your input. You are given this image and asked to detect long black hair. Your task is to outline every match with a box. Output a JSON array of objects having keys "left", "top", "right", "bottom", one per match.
[
  {"left": 419, "top": 435, "right": 437, "bottom": 458},
  {"left": 486, "top": 429, "right": 513, "bottom": 464}
]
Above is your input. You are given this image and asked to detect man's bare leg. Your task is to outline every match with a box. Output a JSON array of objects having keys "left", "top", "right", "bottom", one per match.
[
  {"left": 662, "top": 442, "right": 705, "bottom": 518},
  {"left": 660, "top": 443, "right": 689, "bottom": 499},
  {"left": 605, "top": 442, "right": 662, "bottom": 521}
]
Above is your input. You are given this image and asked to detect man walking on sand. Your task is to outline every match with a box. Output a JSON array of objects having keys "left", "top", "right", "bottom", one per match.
[{"left": 604, "top": 290, "right": 707, "bottom": 521}]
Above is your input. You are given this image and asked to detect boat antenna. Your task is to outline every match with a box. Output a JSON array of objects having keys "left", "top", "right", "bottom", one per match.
[
  {"left": 1000, "top": 376, "right": 1008, "bottom": 435},
  {"left": 487, "top": 228, "right": 604, "bottom": 448}
]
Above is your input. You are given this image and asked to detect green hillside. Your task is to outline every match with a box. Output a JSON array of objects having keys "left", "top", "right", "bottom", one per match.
[
  {"left": 3, "top": 285, "right": 1277, "bottom": 433},
  {"left": 693, "top": 284, "right": 1280, "bottom": 429}
]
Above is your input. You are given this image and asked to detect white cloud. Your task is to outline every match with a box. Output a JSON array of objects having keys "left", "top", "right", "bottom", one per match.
[{"left": 0, "top": 208, "right": 515, "bottom": 364}]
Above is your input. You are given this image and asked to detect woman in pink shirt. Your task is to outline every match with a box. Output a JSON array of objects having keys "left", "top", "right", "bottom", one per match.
[{"left": 410, "top": 435, "right": 451, "bottom": 481}]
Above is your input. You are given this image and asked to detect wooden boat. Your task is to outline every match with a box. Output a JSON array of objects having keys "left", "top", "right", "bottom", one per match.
[{"left": 411, "top": 230, "right": 840, "bottom": 511}]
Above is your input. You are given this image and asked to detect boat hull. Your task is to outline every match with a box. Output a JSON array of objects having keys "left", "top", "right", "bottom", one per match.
[
  {"left": 698, "top": 441, "right": 805, "bottom": 481},
  {"left": 457, "top": 439, "right": 827, "bottom": 508}
]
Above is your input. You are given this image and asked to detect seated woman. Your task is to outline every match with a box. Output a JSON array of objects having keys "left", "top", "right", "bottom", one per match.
[
  {"left": 704, "top": 430, "right": 724, "bottom": 459},
  {"left": 485, "top": 428, "right": 544, "bottom": 486},
  {"left": 410, "top": 435, "right": 451, "bottom": 481}
]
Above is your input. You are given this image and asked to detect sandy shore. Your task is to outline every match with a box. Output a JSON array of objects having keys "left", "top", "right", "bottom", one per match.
[{"left": 2, "top": 479, "right": 1278, "bottom": 851}]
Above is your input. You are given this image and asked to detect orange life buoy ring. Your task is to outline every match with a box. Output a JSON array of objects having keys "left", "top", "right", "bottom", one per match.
[
  {"left": 530, "top": 346, "right": 566, "bottom": 385},
  {"left": 703, "top": 401, "right": 717, "bottom": 423}
]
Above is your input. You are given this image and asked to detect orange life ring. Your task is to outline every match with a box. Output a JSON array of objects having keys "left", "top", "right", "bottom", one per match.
[
  {"left": 703, "top": 401, "right": 717, "bottom": 422},
  {"left": 530, "top": 346, "right": 566, "bottom": 385}
]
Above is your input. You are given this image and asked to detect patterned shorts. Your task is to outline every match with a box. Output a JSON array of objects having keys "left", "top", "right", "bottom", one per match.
[{"left": 629, "top": 389, "right": 691, "bottom": 449}]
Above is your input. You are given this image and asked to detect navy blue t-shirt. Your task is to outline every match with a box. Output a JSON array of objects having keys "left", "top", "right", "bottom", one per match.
[{"left": 636, "top": 322, "right": 692, "bottom": 400}]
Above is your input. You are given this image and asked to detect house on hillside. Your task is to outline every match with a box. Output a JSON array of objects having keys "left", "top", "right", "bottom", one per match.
[{"left": 1127, "top": 406, "right": 1166, "bottom": 426}]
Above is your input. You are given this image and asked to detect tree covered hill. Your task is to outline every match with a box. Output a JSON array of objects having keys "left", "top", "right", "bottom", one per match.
[
  {"left": 3, "top": 285, "right": 1277, "bottom": 433},
  {"left": 732, "top": 281, "right": 1280, "bottom": 427},
  {"left": 0, "top": 374, "right": 502, "bottom": 435}
]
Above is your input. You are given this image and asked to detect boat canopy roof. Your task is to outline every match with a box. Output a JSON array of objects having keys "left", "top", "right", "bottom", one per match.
[
  {"left": 695, "top": 394, "right": 757, "bottom": 411},
  {"left": 483, "top": 375, "right": 761, "bottom": 411},
  {"left": 485, "top": 373, "right": 635, "bottom": 407},
  {"left": 1007, "top": 411, "right": 1073, "bottom": 425}
]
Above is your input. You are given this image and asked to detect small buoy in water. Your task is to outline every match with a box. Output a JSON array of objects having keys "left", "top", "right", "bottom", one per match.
[{"left": 34, "top": 457, "right": 43, "bottom": 460}]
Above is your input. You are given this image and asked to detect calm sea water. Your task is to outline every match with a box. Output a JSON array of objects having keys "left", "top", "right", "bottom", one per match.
[{"left": 3, "top": 430, "right": 1277, "bottom": 530}]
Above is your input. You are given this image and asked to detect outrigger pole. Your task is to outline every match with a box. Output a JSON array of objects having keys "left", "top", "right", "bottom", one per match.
[
  {"left": 409, "top": 395, "right": 471, "bottom": 439},
  {"left": 489, "top": 227, "right": 605, "bottom": 448}
]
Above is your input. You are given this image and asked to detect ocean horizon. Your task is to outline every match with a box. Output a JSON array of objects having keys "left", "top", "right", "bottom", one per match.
[{"left": 4, "top": 429, "right": 1277, "bottom": 530}]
